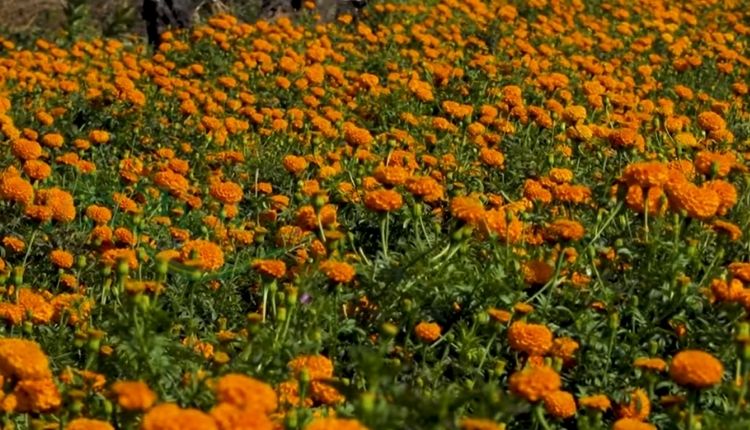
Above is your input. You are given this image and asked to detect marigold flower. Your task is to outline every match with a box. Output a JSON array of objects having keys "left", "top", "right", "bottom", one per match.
[
  {"left": 543, "top": 390, "right": 576, "bottom": 419},
  {"left": 2, "top": 236, "right": 25, "bottom": 253},
  {"left": 634, "top": 357, "right": 667, "bottom": 372},
  {"left": 11, "top": 139, "right": 42, "bottom": 161},
  {"left": 458, "top": 418, "right": 505, "bottom": 430},
  {"left": 414, "top": 321, "right": 441, "bottom": 343},
  {"left": 373, "top": 165, "right": 409, "bottom": 186},
  {"left": 210, "top": 181, "right": 243, "bottom": 205},
  {"left": 0, "top": 176, "right": 34, "bottom": 205},
  {"left": 0, "top": 338, "right": 52, "bottom": 380},
  {"left": 578, "top": 394, "right": 611, "bottom": 412},
  {"left": 12, "top": 377, "right": 61, "bottom": 412},
  {"left": 66, "top": 418, "right": 115, "bottom": 430},
  {"left": 215, "top": 373, "right": 277, "bottom": 412},
  {"left": 508, "top": 321, "right": 553, "bottom": 356},
  {"left": 612, "top": 419, "right": 656, "bottom": 430},
  {"left": 509, "top": 365, "right": 561, "bottom": 402},
  {"left": 669, "top": 350, "right": 723, "bottom": 388},
  {"left": 142, "top": 403, "right": 218, "bottom": 430},
  {"left": 210, "top": 402, "right": 274, "bottom": 430},
  {"left": 305, "top": 417, "right": 370, "bottom": 430},
  {"left": 544, "top": 219, "right": 585, "bottom": 242},
  {"left": 319, "top": 260, "right": 356, "bottom": 284},
  {"left": 522, "top": 260, "right": 554, "bottom": 285},
  {"left": 697, "top": 111, "right": 726, "bottom": 132},
  {"left": 479, "top": 148, "right": 505, "bottom": 169},
  {"left": 180, "top": 240, "right": 224, "bottom": 271},
  {"left": 111, "top": 380, "right": 156, "bottom": 411},
  {"left": 450, "top": 196, "right": 485, "bottom": 225},
  {"left": 283, "top": 155, "right": 308, "bottom": 175},
  {"left": 364, "top": 189, "right": 403, "bottom": 213},
  {"left": 252, "top": 259, "right": 287, "bottom": 278},
  {"left": 618, "top": 388, "right": 650, "bottom": 420}
]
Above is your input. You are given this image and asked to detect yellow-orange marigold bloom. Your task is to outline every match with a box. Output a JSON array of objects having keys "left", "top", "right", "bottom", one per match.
[
  {"left": 319, "top": 260, "right": 356, "bottom": 283},
  {"left": 180, "top": 240, "right": 224, "bottom": 271},
  {"left": 38, "top": 188, "right": 76, "bottom": 223},
  {"left": 154, "top": 170, "right": 189, "bottom": 196},
  {"left": 458, "top": 418, "right": 505, "bottom": 430},
  {"left": 508, "top": 321, "right": 553, "bottom": 356},
  {"left": 23, "top": 160, "right": 51, "bottom": 181},
  {"left": 621, "top": 162, "right": 669, "bottom": 188},
  {"left": 634, "top": 358, "right": 667, "bottom": 372},
  {"left": 283, "top": 155, "right": 308, "bottom": 175},
  {"left": 613, "top": 418, "right": 656, "bottom": 430},
  {"left": 618, "top": 388, "right": 650, "bottom": 420},
  {"left": 252, "top": 259, "right": 287, "bottom": 278},
  {"left": 3, "top": 236, "right": 25, "bottom": 253},
  {"left": 0, "top": 176, "right": 34, "bottom": 205},
  {"left": 522, "top": 260, "right": 554, "bottom": 285},
  {"left": 210, "top": 181, "right": 243, "bottom": 205},
  {"left": 311, "top": 380, "right": 345, "bottom": 405},
  {"left": 694, "top": 151, "right": 735, "bottom": 177},
  {"left": 13, "top": 378, "right": 61, "bottom": 412},
  {"left": 550, "top": 337, "right": 579, "bottom": 365},
  {"left": 89, "top": 130, "right": 111, "bottom": 144},
  {"left": 414, "top": 321, "right": 441, "bottom": 343},
  {"left": 669, "top": 350, "right": 723, "bottom": 388},
  {"left": 111, "top": 380, "right": 156, "bottom": 411},
  {"left": 450, "top": 196, "right": 485, "bottom": 224},
  {"left": 697, "top": 111, "right": 726, "bottom": 132},
  {"left": 479, "top": 148, "right": 505, "bottom": 169},
  {"left": 66, "top": 418, "right": 115, "bottom": 430},
  {"left": 0, "top": 338, "right": 52, "bottom": 380},
  {"left": 215, "top": 373, "right": 277, "bottom": 412},
  {"left": 50, "top": 249, "right": 74, "bottom": 269},
  {"left": 704, "top": 180, "right": 737, "bottom": 215},
  {"left": 509, "top": 365, "right": 561, "bottom": 402},
  {"left": 578, "top": 394, "right": 611, "bottom": 412},
  {"left": 364, "top": 189, "right": 403, "bottom": 213},
  {"left": 543, "top": 390, "right": 576, "bottom": 419},
  {"left": 288, "top": 355, "right": 334, "bottom": 381},
  {"left": 406, "top": 176, "right": 444, "bottom": 202},
  {"left": 373, "top": 165, "right": 409, "bottom": 186},
  {"left": 86, "top": 205, "right": 112, "bottom": 225},
  {"left": 11, "top": 139, "right": 42, "bottom": 161},
  {"left": 210, "top": 402, "right": 274, "bottom": 430},
  {"left": 305, "top": 417, "right": 370, "bottom": 430},
  {"left": 41, "top": 133, "right": 64, "bottom": 148},
  {"left": 544, "top": 219, "right": 585, "bottom": 242},
  {"left": 142, "top": 403, "right": 218, "bottom": 430}
]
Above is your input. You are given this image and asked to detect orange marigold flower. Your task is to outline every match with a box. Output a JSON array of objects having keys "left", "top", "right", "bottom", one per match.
[
  {"left": 210, "top": 181, "right": 243, "bottom": 205},
  {"left": 142, "top": 404, "right": 218, "bottom": 430},
  {"left": 669, "top": 350, "right": 723, "bottom": 388},
  {"left": 704, "top": 180, "right": 737, "bottom": 215},
  {"left": 406, "top": 176, "right": 444, "bottom": 202},
  {"left": 305, "top": 417, "right": 370, "bottom": 430},
  {"left": 66, "top": 418, "right": 115, "bottom": 430},
  {"left": 111, "top": 380, "right": 156, "bottom": 411},
  {"left": 11, "top": 139, "right": 42, "bottom": 161},
  {"left": 12, "top": 377, "right": 61, "bottom": 413},
  {"left": 458, "top": 418, "right": 505, "bottom": 430},
  {"left": 0, "top": 176, "right": 34, "bottom": 205},
  {"left": 89, "top": 130, "right": 110, "bottom": 144},
  {"left": 509, "top": 365, "right": 561, "bottom": 403},
  {"left": 373, "top": 165, "right": 409, "bottom": 186},
  {"left": 319, "top": 260, "right": 356, "bottom": 283},
  {"left": 215, "top": 373, "right": 277, "bottom": 413},
  {"left": 613, "top": 419, "right": 656, "bottom": 430},
  {"left": 364, "top": 189, "right": 403, "bottom": 213},
  {"left": 621, "top": 162, "right": 669, "bottom": 188},
  {"left": 38, "top": 188, "right": 76, "bottom": 223},
  {"left": 180, "top": 240, "right": 224, "bottom": 272},
  {"left": 697, "top": 111, "right": 726, "bottom": 132},
  {"left": 618, "top": 388, "right": 650, "bottom": 420},
  {"left": 153, "top": 170, "right": 190, "bottom": 196},
  {"left": 282, "top": 155, "right": 308, "bottom": 175},
  {"left": 288, "top": 355, "right": 334, "bottom": 381},
  {"left": 543, "top": 390, "right": 576, "bottom": 419},
  {"left": 522, "top": 260, "right": 554, "bottom": 286},
  {"left": 694, "top": 151, "right": 735, "bottom": 177},
  {"left": 210, "top": 402, "right": 274, "bottom": 430},
  {"left": 479, "top": 148, "right": 505, "bottom": 169},
  {"left": 414, "top": 321, "right": 441, "bottom": 343},
  {"left": 23, "top": 160, "right": 51, "bottom": 181},
  {"left": 2, "top": 236, "right": 25, "bottom": 253},
  {"left": 544, "top": 219, "right": 585, "bottom": 242},
  {"left": 41, "top": 133, "right": 64, "bottom": 148},
  {"left": 550, "top": 337, "right": 579, "bottom": 365},
  {"left": 0, "top": 338, "right": 52, "bottom": 380},
  {"left": 634, "top": 357, "right": 667, "bottom": 372},
  {"left": 252, "top": 259, "right": 287, "bottom": 278},
  {"left": 311, "top": 380, "right": 345, "bottom": 405},
  {"left": 50, "top": 249, "right": 74, "bottom": 269},
  {"left": 508, "top": 321, "right": 553, "bottom": 356},
  {"left": 450, "top": 196, "right": 485, "bottom": 225},
  {"left": 578, "top": 394, "right": 611, "bottom": 412}
]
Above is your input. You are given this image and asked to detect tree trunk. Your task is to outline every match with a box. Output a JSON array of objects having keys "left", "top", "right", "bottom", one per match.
[{"left": 141, "top": 0, "right": 195, "bottom": 46}]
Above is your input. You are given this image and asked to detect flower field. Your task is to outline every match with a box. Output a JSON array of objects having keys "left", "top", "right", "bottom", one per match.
[{"left": 0, "top": 0, "right": 749, "bottom": 428}]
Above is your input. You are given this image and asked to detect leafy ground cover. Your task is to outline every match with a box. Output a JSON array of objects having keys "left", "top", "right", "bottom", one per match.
[{"left": 0, "top": 0, "right": 749, "bottom": 429}]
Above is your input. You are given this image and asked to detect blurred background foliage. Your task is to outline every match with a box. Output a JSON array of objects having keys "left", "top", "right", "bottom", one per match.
[{"left": 0, "top": 0, "right": 264, "bottom": 43}]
